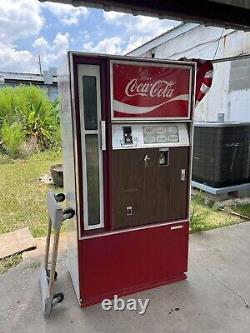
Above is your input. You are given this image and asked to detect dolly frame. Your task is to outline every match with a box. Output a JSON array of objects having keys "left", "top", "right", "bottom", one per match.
[{"left": 39, "top": 191, "right": 75, "bottom": 317}]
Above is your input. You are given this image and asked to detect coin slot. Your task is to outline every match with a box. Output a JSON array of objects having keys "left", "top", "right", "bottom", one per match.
[
  {"left": 123, "top": 126, "right": 133, "bottom": 145},
  {"left": 159, "top": 149, "right": 169, "bottom": 166}
]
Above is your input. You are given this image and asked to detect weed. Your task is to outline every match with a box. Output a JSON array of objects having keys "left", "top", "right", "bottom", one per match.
[
  {"left": 1, "top": 122, "right": 25, "bottom": 157},
  {"left": 0, "top": 254, "right": 23, "bottom": 274},
  {"left": 25, "top": 261, "right": 40, "bottom": 271},
  {"left": 190, "top": 192, "right": 241, "bottom": 233},
  {"left": 230, "top": 203, "right": 250, "bottom": 219}
]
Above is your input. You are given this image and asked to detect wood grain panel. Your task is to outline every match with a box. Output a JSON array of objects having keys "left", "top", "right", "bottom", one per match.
[{"left": 111, "top": 147, "right": 189, "bottom": 230}]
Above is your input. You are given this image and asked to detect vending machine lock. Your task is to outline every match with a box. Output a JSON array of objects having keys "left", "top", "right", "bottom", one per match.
[{"left": 126, "top": 206, "right": 133, "bottom": 216}]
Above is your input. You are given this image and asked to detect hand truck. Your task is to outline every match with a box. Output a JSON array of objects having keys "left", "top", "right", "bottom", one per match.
[{"left": 39, "top": 191, "right": 75, "bottom": 317}]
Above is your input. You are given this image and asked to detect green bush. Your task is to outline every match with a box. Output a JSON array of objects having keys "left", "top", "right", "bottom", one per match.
[
  {"left": 1, "top": 122, "right": 25, "bottom": 157},
  {"left": 0, "top": 85, "right": 61, "bottom": 157}
]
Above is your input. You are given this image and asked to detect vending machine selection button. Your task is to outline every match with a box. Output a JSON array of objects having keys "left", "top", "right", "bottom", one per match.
[
  {"left": 156, "top": 134, "right": 168, "bottom": 143},
  {"left": 167, "top": 134, "right": 179, "bottom": 142}
]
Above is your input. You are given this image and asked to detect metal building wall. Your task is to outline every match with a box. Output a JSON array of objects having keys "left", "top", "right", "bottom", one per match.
[{"left": 129, "top": 24, "right": 250, "bottom": 122}]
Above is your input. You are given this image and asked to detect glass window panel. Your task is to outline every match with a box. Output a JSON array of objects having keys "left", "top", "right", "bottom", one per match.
[
  {"left": 82, "top": 76, "right": 98, "bottom": 130},
  {"left": 85, "top": 134, "right": 100, "bottom": 225}
]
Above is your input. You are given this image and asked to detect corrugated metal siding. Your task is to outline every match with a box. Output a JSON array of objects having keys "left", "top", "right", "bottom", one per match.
[{"left": 39, "top": 0, "right": 250, "bottom": 31}]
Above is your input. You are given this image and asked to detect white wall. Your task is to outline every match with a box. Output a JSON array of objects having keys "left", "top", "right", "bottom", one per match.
[{"left": 129, "top": 24, "right": 250, "bottom": 122}]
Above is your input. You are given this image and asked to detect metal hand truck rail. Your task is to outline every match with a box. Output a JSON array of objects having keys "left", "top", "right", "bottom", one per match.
[{"left": 39, "top": 191, "right": 75, "bottom": 317}]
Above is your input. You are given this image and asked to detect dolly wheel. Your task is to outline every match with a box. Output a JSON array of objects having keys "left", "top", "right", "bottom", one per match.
[
  {"left": 52, "top": 293, "right": 64, "bottom": 305},
  {"left": 63, "top": 208, "right": 75, "bottom": 219},
  {"left": 46, "top": 269, "right": 58, "bottom": 281},
  {"left": 55, "top": 193, "right": 65, "bottom": 202}
]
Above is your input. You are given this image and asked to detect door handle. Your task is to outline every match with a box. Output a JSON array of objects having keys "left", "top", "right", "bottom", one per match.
[
  {"left": 100, "top": 120, "right": 106, "bottom": 151},
  {"left": 144, "top": 154, "right": 151, "bottom": 167},
  {"left": 180, "top": 169, "right": 186, "bottom": 181},
  {"left": 144, "top": 154, "right": 150, "bottom": 162}
]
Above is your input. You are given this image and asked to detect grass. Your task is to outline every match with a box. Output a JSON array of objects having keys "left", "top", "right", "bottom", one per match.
[
  {"left": 190, "top": 192, "right": 243, "bottom": 233},
  {"left": 0, "top": 151, "right": 62, "bottom": 238},
  {"left": 25, "top": 260, "right": 40, "bottom": 271},
  {"left": 230, "top": 203, "right": 250, "bottom": 219},
  {"left": 0, "top": 254, "right": 23, "bottom": 274}
]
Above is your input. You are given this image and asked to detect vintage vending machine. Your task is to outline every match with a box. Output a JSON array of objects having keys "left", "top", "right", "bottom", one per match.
[{"left": 58, "top": 52, "right": 196, "bottom": 307}]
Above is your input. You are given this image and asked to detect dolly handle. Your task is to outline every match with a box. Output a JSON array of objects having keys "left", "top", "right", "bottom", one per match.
[{"left": 44, "top": 218, "right": 52, "bottom": 269}]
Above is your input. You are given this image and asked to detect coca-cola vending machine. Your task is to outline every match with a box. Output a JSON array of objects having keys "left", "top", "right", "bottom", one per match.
[{"left": 58, "top": 52, "right": 196, "bottom": 307}]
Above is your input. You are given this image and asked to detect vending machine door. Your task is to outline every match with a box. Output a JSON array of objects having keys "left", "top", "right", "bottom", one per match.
[
  {"left": 111, "top": 122, "right": 190, "bottom": 230},
  {"left": 111, "top": 146, "right": 189, "bottom": 230}
]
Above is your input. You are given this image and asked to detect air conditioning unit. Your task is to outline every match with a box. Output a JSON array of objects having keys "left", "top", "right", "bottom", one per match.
[{"left": 193, "top": 122, "right": 250, "bottom": 187}]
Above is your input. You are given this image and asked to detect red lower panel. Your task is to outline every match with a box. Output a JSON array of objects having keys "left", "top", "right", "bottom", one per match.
[{"left": 78, "top": 221, "right": 189, "bottom": 306}]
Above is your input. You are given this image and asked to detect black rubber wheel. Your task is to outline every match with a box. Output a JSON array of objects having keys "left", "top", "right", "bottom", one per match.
[
  {"left": 63, "top": 208, "right": 75, "bottom": 219},
  {"left": 55, "top": 193, "right": 65, "bottom": 203},
  {"left": 52, "top": 293, "right": 64, "bottom": 305},
  {"left": 46, "top": 269, "right": 58, "bottom": 281}
]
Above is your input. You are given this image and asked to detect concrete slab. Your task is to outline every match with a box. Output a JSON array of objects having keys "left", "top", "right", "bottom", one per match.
[
  {"left": 0, "top": 228, "right": 36, "bottom": 259},
  {"left": 0, "top": 222, "right": 250, "bottom": 333}
]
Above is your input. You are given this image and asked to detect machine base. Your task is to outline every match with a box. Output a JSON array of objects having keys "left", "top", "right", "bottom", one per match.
[
  {"left": 77, "top": 221, "right": 189, "bottom": 307},
  {"left": 80, "top": 273, "right": 187, "bottom": 307}
]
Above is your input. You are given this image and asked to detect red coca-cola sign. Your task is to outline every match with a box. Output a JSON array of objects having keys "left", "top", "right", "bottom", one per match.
[{"left": 111, "top": 61, "right": 192, "bottom": 119}]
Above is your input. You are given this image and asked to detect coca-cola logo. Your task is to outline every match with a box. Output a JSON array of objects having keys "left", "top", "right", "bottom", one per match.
[{"left": 125, "top": 78, "right": 176, "bottom": 99}]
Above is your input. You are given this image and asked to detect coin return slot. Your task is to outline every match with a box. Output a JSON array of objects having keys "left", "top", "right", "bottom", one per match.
[{"left": 159, "top": 149, "right": 169, "bottom": 166}]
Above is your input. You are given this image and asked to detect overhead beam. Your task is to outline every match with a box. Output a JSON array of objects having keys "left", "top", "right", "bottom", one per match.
[{"left": 39, "top": 0, "right": 250, "bottom": 31}]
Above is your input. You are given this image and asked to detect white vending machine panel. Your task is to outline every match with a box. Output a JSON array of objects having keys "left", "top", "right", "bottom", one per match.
[{"left": 112, "top": 123, "right": 190, "bottom": 149}]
